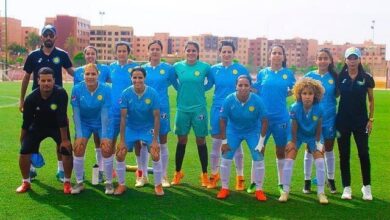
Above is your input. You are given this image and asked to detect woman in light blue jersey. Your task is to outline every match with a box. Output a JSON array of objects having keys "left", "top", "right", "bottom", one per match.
[
  {"left": 70, "top": 63, "right": 112, "bottom": 194},
  {"left": 278, "top": 78, "right": 328, "bottom": 204},
  {"left": 171, "top": 41, "right": 211, "bottom": 187},
  {"left": 249, "top": 45, "right": 295, "bottom": 193},
  {"left": 135, "top": 40, "right": 177, "bottom": 188},
  {"left": 207, "top": 40, "right": 250, "bottom": 190},
  {"left": 303, "top": 49, "right": 338, "bottom": 194}
]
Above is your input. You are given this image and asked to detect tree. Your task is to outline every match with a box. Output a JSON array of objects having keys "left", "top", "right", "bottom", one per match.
[
  {"left": 73, "top": 51, "right": 85, "bottom": 67},
  {"left": 7, "top": 43, "right": 27, "bottom": 56},
  {"left": 26, "top": 32, "right": 40, "bottom": 50},
  {"left": 64, "top": 36, "right": 78, "bottom": 58}
]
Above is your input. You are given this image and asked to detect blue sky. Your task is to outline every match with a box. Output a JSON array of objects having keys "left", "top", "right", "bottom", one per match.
[{"left": 3, "top": 0, "right": 389, "bottom": 59}]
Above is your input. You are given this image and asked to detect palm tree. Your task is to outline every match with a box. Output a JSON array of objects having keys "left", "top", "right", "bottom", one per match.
[
  {"left": 26, "top": 32, "right": 40, "bottom": 51},
  {"left": 64, "top": 36, "right": 78, "bottom": 58}
]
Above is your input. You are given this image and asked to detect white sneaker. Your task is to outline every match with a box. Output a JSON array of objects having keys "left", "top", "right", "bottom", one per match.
[
  {"left": 162, "top": 177, "right": 171, "bottom": 188},
  {"left": 135, "top": 176, "right": 148, "bottom": 187},
  {"left": 278, "top": 191, "right": 289, "bottom": 202},
  {"left": 71, "top": 183, "right": 85, "bottom": 194},
  {"left": 318, "top": 193, "right": 329, "bottom": 204},
  {"left": 105, "top": 183, "right": 114, "bottom": 195},
  {"left": 361, "top": 185, "right": 373, "bottom": 201},
  {"left": 341, "top": 186, "right": 352, "bottom": 200}
]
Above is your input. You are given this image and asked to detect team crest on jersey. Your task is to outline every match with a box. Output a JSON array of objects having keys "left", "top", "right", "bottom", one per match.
[
  {"left": 145, "top": 98, "right": 151, "bottom": 104},
  {"left": 194, "top": 71, "right": 200, "bottom": 76},
  {"left": 249, "top": 106, "right": 255, "bottom": 112},
  {"left": 312, "top": 115, "right": 318, "bottom": 121},
  {"left": 198, "top": 114, "right": 205, "bottom": 120},
  {"left": 128, "top": 68, "right": 133, "bottom": 73},
  {"left": 160, "top": 69, "right": 165, "bottom": 75},
  {"left": 52, "top": 57, "right": 60, "bottom": 64},
  {"left": 328, "top": 79, "right": 334, "bottom": 84},
  {"left": 232, "top": 69, "right": 238, "bottom": 75},
  {"left": 50, "top": 103, "right": 57, "bottom": 110},
  {"left": 357, "top": 79, "right": 365, "bottom": 86},
  {"left": 97, "top": 95, "right": 103, "bottom": 101},
  {"left": 282, "top": 74, "right": 288, "bottom": 80}
]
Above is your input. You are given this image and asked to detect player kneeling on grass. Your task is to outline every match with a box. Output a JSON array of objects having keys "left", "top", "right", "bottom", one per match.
[
  {"left": 16, "top": 67, "right": 73, "bottom": 194},
  {"left": 114, "top": 67, "right": 164, "bottom": 196},
  {"left": 278, "top": 78, "right": 328, "bottom": 204},
  {"left": 70, "top": 63, "right": 112, "bottom": 194},
  {"left": 217, "top": 75, "right": 269, "bottom": 201}
]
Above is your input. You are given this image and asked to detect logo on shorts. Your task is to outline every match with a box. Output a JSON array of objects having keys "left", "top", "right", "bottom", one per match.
[
  {"left": 71, "top": 95, "right": 77, "bottom": 101},
  {"left": 161, "top": 113, "right": 168, "bottom": 119},
  {"left": 150, "top": 129, "right": 154, "bottom": 134},
  {"left": 97, "top": 95, "right": 103, "bottom": 101},
  {"left": 118, "top": 98, "right": 122, "bottom": 104},
  {"left": 128, "top": 68, "right": 133, "bottom": 73},
  {"left": 50, "top": 103, "right": 57, "bottom": 110},
  {"left": 194, "top": 71, "right": 200, "bottom": 76},
  {"left": 328, "top": 79, "right": 334, "bottom": 84},
  {"left": 232, "top": 69, "right": 238, "bottom": 75},
  {"left": 145, "top": 98, "right": 151, "bottom": 104},
  {"left": 160, "top": 69, "right": 165, "bottom": 75},
  {"left": 282, "top": 74, "right": 288, "bottom": 80},
  {"left": 198, "top": 114, "right": 205, "bottom": 120},
  {"left": 312, "top": 115, "right": 318, "bottom": 121},
  {"left": 249, "top": 106, "right": 255, "bottom": 112},
  {"left": 52, "top": 57, "right": 60, "bottom": 64}
]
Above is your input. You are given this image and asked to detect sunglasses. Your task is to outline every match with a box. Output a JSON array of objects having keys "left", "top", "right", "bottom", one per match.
[{"left": 43, "top": 33, "right": 55, "bottom": 38}]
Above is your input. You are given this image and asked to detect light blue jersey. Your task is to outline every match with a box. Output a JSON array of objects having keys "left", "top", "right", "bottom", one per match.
[
  {"left": 290, "top": 102, "right": 323, "bottom": 141},
  {"left": 120, "top": 86, "right": 160, "bottom": 131},
  {"left": 221, "top": 92, "right": 267, "bottom": 134},
  {"left": 304, "top": 71, "right": 336, "bottom": 130},
  {"left": 253, "top": 67, "right": 295, "bottom": 123},
  {"left": 71, "top": 82, "right": 112, "bottom": 139},
  {"left": 73, "top": 63, "right": 110, "bottom": 85},
  {"left": 109, "top": 61, "right": 139, "bottom": 116}
]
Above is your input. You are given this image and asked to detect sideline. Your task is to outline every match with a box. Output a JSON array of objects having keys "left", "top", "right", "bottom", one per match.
[{"left": 0, "top": 95, "right": 18, "bottom": 108}]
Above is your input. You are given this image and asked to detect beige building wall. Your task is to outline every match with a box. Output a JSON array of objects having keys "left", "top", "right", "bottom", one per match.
[
  {"left": 249, "top": 37, "right": 268, "bottom": 70},
  {"left": 0, "top": 17, "right": 23, "bottom": 51},
  {"left": 21, "top": 27, "right": 39, "bottom": 49}
]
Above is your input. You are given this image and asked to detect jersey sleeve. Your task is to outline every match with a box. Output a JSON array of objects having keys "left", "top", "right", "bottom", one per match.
[
  {"left": 366, "top": 73, "right": 375, "bottom": 88},
  {"left": 70, "top": 86, "right": 80, "bottom": 107},
  {"left": 120, "top": 90, "right": 128, "bottom": 109},
  {"left": 73, "top": 67, "right": 83, "bottom": 85},
  {"left": 23, "top": 53, "right": 34, "bottom": 74},
  {"left": 220, "top": 95, "right": 231, "bottom": 120},
  {"left": 151, "top": 89, "right": 160, "bottom": 110},
  {"left": 98, "top": 64, "right": 111, "bottom": 83},
  {"left": 168, "top": 65, "right": 179, "bottom": 90},
  {"left": 289, "top": 102, "right": 298, "bottom": 120},
  {"left": 255, "top": 95, "right": 268, "bottom": 120},
  {"left": 62, "top": 51, "right": 73, "bottom": 69},
  {"left": 102, "top": 85, "right": 112, "bottom": 108}
]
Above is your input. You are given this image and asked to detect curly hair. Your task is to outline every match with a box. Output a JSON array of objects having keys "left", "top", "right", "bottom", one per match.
[{"left": 293, "top": 77, "right": 324, "bottom": 104}]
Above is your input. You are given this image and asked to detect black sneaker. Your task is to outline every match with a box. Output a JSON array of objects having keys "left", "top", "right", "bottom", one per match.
[
  {"left": 302, "top": 180, "right": 311, "bottom": 194},
  {"left": 327, "top": 179, "right": 337, "bottom": 194}
]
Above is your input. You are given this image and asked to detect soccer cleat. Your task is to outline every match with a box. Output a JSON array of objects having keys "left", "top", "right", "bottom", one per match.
[
  {"left": 171, "top": 171, "right": 184, "bottom": 185},
  {"left": 303, "top": 180, "right": 311, "bottom": 194},
  {"left": 318, "top": 193, "right": 329, "bottom": 204},
  {"left": 341, "top": 186, "right": 352, "bottom": 200},
  {"left": 361, "top": 185, "right": 373, "bottom": 201},
  {"left": 200, "top": 173, "right": 209, "bottom": 187},
  {"left": 71, "top": 183, "right": 85, "bottom": 194},
  {"left": 246, "top": 182, "right": 256, "bottom": 194},
  {"left": 154, "top": 184, "right": 164, "bottom": 196},
  {"left": 207, "top": 173, "right": 220, "bottom": 189},
  {"left": 29, "top": 170, "right": 37, "bottom": 181},
  {"left": 114, "top": 184, "right": 127, "bottom": 195},
  {"left": 56, "top": 171, "right": 65, "bottom": 183},
  {"left": 217, "top": 188, "right": 230, "bottom": 199},
  {"left": 63, "top": 181, "right": 72, "bottom": 194},
  {"left": 255, "top": 190, "right": 267, "bottom": 201},
  {"left": 162, "top": 177, "right": 171, "bottom": 188},
  {"left": 135, "top": 176, "right": 146, "bottom": 187},
  {"left": 16, "top": 181, "right": 31, "bottom": 193},
  {"left": 98, "top": 171, "right": 104, "bottom": 183},
  {"left": 327, "top": 179, "right": 337, "bottom": 194},
  {"left": 278, "top": 190, "right": 289, "bottom": 202},
  {"left": 105, "top": 183, "right": 114, "bottom": 195},
  {"left": 235, "top": 176, "right": 245, "bottom": 191}
]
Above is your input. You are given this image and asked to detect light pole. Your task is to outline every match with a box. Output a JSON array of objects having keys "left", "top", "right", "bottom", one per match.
[
  {"left": 370, "top": 20, "right": 375, "bottom": 43},
  {"left": 99, "top": 11, "right": 105, "bottom": 28}
]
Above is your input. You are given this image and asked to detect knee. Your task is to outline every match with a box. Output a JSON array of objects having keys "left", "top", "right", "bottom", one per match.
[
  {"left": 116, "top": 148, "right": 127, "bottom": 162},
  {"left": 73, "top": 143, "right": 85, "bottom": 157},
  {"left": 178, "top": 136, "right": 187, "bottom": 144},
  {"left": 196, "top": 138, "right": 206, "bottom": 145}
]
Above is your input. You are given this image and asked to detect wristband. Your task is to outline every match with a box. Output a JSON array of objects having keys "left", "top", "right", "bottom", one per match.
[{"left": 222, "top": 139, "right": 227, "bottom": 145}]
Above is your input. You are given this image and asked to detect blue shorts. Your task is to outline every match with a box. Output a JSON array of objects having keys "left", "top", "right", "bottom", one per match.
[
  {"left": 265, "top": 120, "right": 290, "bottom": 147},
  {"left": 209, "top": 105, "right": 222, "bottom": 135},
  {"left": 125, "top": 127, "right": 157, "bottom": 152},
  {"left": 223, "top": 131, "right": 263, "bottom": 161},
  {"left": 322, "top": 125, "right": 336, "bottom": 140},
  {"left": 78, "top": 121, "right": 101, "bottom": 139},
  {"left": 293, "top": 136, "right": 319, "bottom": 153},
  {"left": 159, "top": 107, "right": 171, "bottom": 135}
]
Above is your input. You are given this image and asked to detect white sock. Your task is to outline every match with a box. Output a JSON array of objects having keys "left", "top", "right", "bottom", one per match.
[
  {"left": 282, "top": 159, "right": 294, "bottom": 192},
  {"left": 140, "top": 145, "right": 149, "bottom": 177},
  {"left": 304, "top": 151, "right": 313, "bottom": 180},
  {"left": 220, "top": 158, "right": 232, "bottom": 189},
  {"left": 152, "top": 159, "right": 162, "bottom": 186},
  {"left": 64, "top": 177, "right": 70, "bottom": 182},
  {"left": 103, "top": 155, "right": 114, "bottom": 183},
  {"left": 23, "top": 178, "right": 31, "bottom": 183},
  {"left": 58, "top": 161, "right": 64, "bottom": 172},
  {"left": 73, "top": 156, "right": 84, "bottom": 183},
  {"left": 160, "top": 143, "right": 169, "bottom": 177},
  {"left": 234, "top": 145, "right": 244, "bottom": 176},
  {"left": 95, "top": 148, "right": 104, "bottom": 171},
  {"left": 253, "top": 160, "right": 265, "bottom": 190},
  {"left": 210, "top": 138, "right": 222, "bottom": 175},
  {"left": 277, "top": 159, "right": 285, "bottom": 185},
  {"left": 324, "top": 151, "right": 335, "bottom": 180},
  {"left": 136, "top": 155, "right": 142, "bottom": 176},
  {"left": 315, "top": 158, "right": 326, "bottom": 194},
  {"left": 116, "top": 161, "right": 126, "bottom": 185}
]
